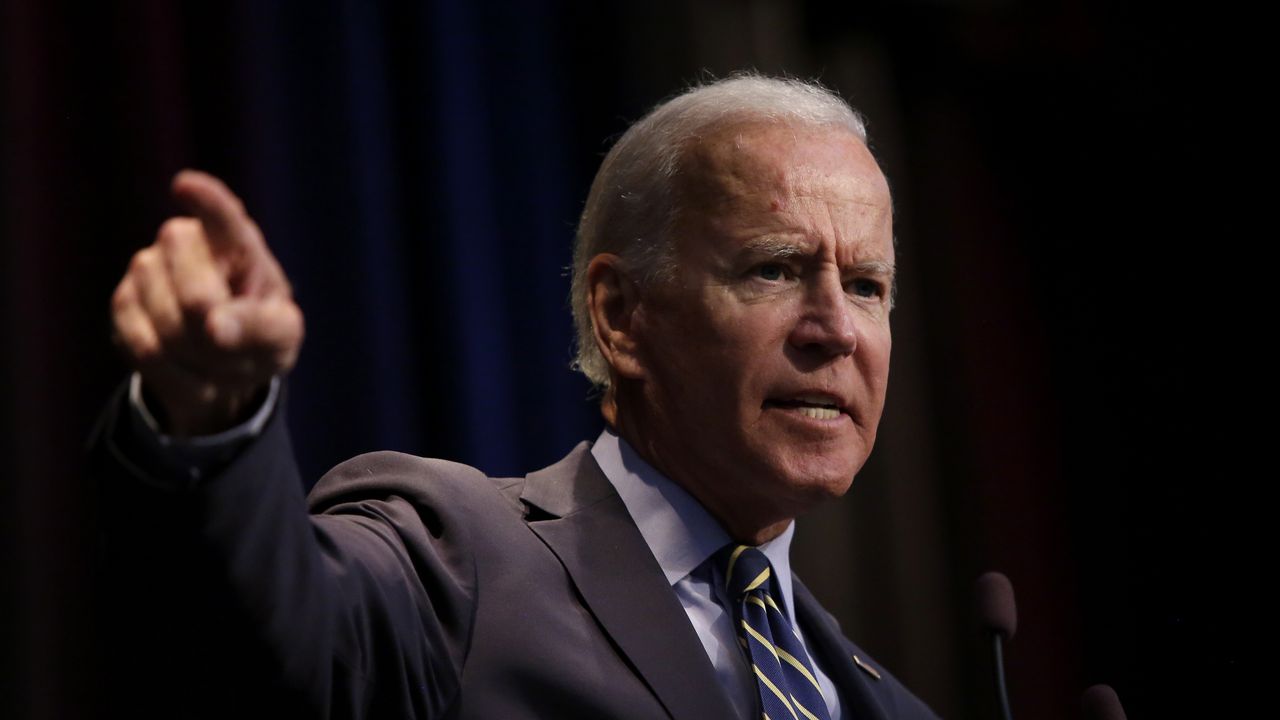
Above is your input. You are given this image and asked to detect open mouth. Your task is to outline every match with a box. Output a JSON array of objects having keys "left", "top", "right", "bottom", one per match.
[{"left": 763, "top": 396, "right": 844, "bottom": 420}]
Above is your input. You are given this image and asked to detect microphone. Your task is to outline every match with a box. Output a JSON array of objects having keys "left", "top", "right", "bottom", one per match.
[
  {"left": 975, "top": 571, "right": 1017, "bottom": 720},
  {"left": 1081, "top": 684, "right": 1127, "bottom": 720}
]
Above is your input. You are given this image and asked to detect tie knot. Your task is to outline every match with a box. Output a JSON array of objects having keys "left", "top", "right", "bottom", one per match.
[{"left": 720, "top": 544, "right": 774, "bottom": 599}]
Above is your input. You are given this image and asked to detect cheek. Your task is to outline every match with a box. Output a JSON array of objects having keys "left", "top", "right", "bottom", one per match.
[
  {"left": 641, "top": 316, "right": 734, "bottom": 403},
  {"left": 872, "top": 329, "right": 892, "bottom": 384},
  {"left": 865, "top": 339, "right": 891, "bottom": 386},
  {"left": 644, "top": 291, "right": 792, "bottom": 407},
  {"left": 858, "top": 328, "right": 893, "bottom": 416}
]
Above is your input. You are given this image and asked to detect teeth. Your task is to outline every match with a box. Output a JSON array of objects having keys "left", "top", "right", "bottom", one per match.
[{"left": 765, "top": 395, "right": 843, "bottom": 419}]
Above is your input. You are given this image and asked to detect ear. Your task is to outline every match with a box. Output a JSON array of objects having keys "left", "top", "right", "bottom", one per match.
[{"left": 586, "top": 254, "right": 647, "bottom": 381}]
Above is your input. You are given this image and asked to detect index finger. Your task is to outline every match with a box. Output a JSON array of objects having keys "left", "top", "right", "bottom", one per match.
[{"left": 170, "top": 169, "right": 265, "bottom": 256}]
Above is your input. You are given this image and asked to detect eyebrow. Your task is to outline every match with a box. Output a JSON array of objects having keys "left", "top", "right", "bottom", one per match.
[
  {"left": 852, "top": 260, "right": 895, "bottom": 277},
  {"left": 740, "top": 237, "right": 897, "bottom": 277},
  {"left": 741, "top": 236, "right": 805, "bottom": 258}
]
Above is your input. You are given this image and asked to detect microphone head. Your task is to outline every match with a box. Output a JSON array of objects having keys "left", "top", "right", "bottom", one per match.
[
  {"left": 974, "top": 571, "right": 1017, "bottom": 639},
  {"left": 1081, "top": 684, "right": 1127, "bottom": 720}
]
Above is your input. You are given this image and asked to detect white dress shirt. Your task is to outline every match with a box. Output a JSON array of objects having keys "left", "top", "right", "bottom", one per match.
[{"left": 591, "top": 427, "right": 842, "bottom": 719}]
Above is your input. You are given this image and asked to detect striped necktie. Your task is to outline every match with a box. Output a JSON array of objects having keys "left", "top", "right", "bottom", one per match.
[{"left": 721, "top": 544, "right": 833, "bottom": 720}]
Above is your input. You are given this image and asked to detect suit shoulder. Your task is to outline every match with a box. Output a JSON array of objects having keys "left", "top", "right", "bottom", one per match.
[{"left": 307, "top": 451, "right": 525, "bottom": 520}]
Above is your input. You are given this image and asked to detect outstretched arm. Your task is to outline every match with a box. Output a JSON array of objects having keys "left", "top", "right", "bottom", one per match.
[{"left": 95, "top": 173, "right": 469, "bottom": 718}]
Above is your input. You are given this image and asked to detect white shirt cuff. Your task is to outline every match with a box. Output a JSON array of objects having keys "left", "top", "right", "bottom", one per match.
[{"left": 126, "top": 373, "right": 281, "bottom": 481}]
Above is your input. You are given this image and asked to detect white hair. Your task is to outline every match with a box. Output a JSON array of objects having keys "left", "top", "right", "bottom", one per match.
[{"left": 570, "top": 73, "right": 870, "bottom": 388}]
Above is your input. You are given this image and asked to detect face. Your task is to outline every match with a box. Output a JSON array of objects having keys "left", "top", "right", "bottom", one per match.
[{"left": 623, "top": 121, "right": 895, "bottom": 539}]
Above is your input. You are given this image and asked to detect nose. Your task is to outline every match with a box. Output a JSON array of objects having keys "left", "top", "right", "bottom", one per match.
[{"left": 788, "top": 271, "right": 857, "bottom": 357}]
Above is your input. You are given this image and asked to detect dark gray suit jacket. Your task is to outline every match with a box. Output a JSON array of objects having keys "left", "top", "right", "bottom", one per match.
[{"left": 95, "top": 389, "right": 939, "bottom": 719}]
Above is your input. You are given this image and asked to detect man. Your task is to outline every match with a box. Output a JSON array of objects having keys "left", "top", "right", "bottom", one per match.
[{"left": 98, "top": 75, "right": 938, "bottom": 719}]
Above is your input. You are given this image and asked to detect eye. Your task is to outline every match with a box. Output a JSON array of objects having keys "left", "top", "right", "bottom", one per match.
[
  {"left": 755, "top": 263, "right": 787, "bottom": 281},
  {"left": 849, "top": 278, "right": 884, "bottom": 298}
]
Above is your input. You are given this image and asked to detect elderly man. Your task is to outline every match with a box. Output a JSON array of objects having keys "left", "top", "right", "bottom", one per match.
[{"left": 99, "top": 75, "right": 938, "bottom": 719}]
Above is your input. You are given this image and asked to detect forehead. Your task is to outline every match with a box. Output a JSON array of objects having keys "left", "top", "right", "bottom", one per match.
[
  {"left": 673, "top": 121, "right": 893, "bottom": 258},
  {"left": 676, "top": 121, "right": 891, "bottom": 212}
]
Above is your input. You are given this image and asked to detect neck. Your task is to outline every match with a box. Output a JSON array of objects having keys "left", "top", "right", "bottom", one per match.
[{"left": 603, "top": 385, "right": 796, "bottom": 545}]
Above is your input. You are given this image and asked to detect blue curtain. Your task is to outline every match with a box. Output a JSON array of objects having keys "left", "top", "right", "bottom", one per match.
[{"left": 198, "top": 0, "right": 602, "bottom": 481}]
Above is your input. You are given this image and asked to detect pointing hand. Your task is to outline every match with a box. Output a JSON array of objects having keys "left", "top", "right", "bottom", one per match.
[{"left": 111, "top": 170, "right": 304, "bottom": 436}]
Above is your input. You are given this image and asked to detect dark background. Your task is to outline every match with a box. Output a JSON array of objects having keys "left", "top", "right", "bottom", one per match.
[{"left": 1, "top": 1, "right": 1252, "bottom": 718}]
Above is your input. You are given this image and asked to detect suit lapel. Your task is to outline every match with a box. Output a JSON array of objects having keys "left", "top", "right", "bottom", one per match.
[
  {"left": 794, "top": 579, "right": 891, "bottom": 720},
  {"left": 521, "top": 444, "right": 736, "bottom": 720}
]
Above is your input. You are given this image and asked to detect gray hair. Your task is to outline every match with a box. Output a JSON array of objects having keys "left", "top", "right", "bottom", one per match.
[{"left": 570, "top": 73, "right": 870, "bottom": 388}]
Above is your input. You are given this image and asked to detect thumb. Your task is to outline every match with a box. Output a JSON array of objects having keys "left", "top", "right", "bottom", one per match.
[{"left": 207, "top": 296, "right": 305, "bottom": 372}]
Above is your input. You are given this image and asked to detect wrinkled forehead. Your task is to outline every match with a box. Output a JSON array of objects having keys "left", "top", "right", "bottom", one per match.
[{"left": 674, "top": 120, "right": 891, "bottom": 210}]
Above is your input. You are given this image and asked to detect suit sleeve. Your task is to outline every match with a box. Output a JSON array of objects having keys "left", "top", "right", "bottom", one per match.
[{"left": 91, "top": 383, "right": 477, "bottom": 719}]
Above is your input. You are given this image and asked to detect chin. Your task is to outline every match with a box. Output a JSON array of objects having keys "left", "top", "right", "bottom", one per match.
[
  {"left": 796, "top": 464, "right": 859, "bottom": 499},
  {"left": 761, "top": 448, "right": 865, "bottom": 509},
  {"left": 754, "top": 417, "right": 875, "bottom": 491}
]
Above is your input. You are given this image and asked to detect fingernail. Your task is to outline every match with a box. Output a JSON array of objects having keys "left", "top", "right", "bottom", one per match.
[{"left": 210, "top": 309, "right": 242, "bottom": 345}]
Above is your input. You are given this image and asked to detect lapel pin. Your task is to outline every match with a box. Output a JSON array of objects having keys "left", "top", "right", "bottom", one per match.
[{"left": 852, "top": 654, "right": 882, "bottom": 681}]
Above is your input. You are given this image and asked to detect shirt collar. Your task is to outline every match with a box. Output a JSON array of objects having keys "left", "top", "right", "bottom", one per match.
[{"left": 591, "top": 427, "right": 799, "bottom": 621}]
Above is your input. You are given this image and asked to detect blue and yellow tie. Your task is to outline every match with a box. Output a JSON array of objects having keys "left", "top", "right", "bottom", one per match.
[{"left": 721, "top": 545, "right": 833, "bottom": 720}]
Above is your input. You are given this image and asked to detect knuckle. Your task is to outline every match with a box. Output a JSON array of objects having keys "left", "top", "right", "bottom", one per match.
[
  {"left": 130, "top": 247, "right": 160, "bottom": 273},
  {"left": 177, "top": 287, "right": 213, "bottom": 313},
  {"left": 156, "top": 217, "right": 196, "bottom": 248},
  {"left": 269, "top": 302, "right": 305, "bottom": 344}
]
